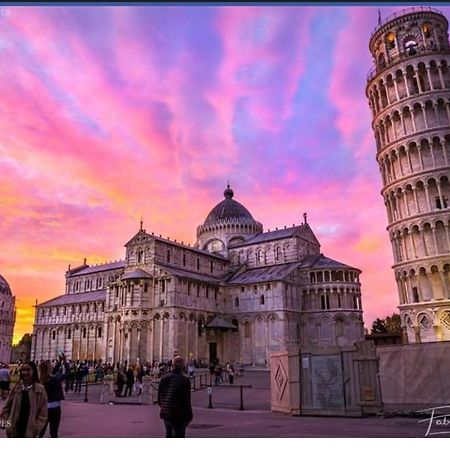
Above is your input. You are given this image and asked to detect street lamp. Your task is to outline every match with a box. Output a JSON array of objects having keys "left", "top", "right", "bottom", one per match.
[{"left": 84, "top": 373, "right": 89, "bottom": 402}]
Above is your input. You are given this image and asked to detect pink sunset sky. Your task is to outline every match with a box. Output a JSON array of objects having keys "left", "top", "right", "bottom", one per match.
[{"left": 2, "top": 4, "right": 448, "bottom": 343}]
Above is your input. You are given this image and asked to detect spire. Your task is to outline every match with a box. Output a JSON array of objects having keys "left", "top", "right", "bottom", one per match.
[
  {"left": 378, "top": 9, "right": 382, "bottom": 26},
  {"left": 140, "top": 217, "right": 143, "bottom": 231},
  {"left": 303, "top": 212, "right": 308, "bottom": 224}
]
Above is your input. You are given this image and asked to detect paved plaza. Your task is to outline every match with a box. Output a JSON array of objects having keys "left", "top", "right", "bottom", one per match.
[{"left": 0, "top": 371, "right": 439, "bottom": 438}]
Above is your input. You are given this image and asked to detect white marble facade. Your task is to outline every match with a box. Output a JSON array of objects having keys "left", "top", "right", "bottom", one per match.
[
  {"left": 32, "top": 186, "right": 364, "bottom": 366},
  {"left": 367, "top": 8, "right": 450, "bottom": 343},
  {"left": 0, "top": 275, "right": 16, "bottom": 363}
]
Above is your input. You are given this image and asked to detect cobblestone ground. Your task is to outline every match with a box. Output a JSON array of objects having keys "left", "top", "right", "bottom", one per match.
[{"left": 0, "top": 370, "right": 440, "bottom": 438}]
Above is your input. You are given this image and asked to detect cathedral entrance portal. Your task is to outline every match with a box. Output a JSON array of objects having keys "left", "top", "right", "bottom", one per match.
[{"left": 209, "top": 342, "right": 217, "bottom": 363}]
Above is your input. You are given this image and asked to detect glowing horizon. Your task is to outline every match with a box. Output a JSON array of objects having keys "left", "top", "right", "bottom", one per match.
[{"left": 2, "top": 4, "right": 444, "bottom": 344}]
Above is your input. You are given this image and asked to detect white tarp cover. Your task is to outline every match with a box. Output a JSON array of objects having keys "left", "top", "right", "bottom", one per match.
[{"left": 377, "top": 342, "right": 450, "bottom": 408}]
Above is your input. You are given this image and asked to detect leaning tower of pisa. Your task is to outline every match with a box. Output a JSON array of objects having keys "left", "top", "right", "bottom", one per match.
[{"left": 366, "top": 7, "right": 450, "bottom": 343}]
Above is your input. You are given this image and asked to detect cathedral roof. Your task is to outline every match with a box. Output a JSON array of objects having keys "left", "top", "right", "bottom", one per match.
[
  {"left": 227, "top": 262, "right": 302, "bottom": 285},
  {"left": 229, "top": 223, "right": 320, "bottom": 247},
  {"left": 38, "top": 290, "right": 106, "bottom": 308},
  {"left": 0, "top": 274, "right": 12, "bottom": 295},
  {"left": 68, "top": 260, "right": 126, "bottom": 277},
  {"left": 203, "top": 185, "right": 257, "bottom": 227},
  {"left": 299, "top": 254, "right": 359, "bottom": 271},
  {"left": 206, "top": 316, "right": 237, "bottom": 329},
  {"left": 157, "top": 264, "right": 222, "bottom": 284},
  {"left": 121, "top": 268, "right": 152, "bottom": 280}
]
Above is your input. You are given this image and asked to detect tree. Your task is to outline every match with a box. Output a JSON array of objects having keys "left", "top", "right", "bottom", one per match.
[
  {"left": 370, "top": 318, "right": 387, "bottom": 334},
  {"left": 385, "top": 313, "right": 402, "bottom": 333},
  {"left": 370, "top": 313, "right": 402, "bottom": 334}
]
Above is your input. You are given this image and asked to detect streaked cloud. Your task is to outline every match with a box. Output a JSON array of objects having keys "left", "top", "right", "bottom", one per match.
[{"left": 1, "top": 5, "right": 438, "bottom": 342}]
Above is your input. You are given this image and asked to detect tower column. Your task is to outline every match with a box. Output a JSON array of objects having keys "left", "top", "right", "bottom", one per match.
[
  {"left": 445, "top": 224, "right": 450, "bottom": 251},
  {"left": 415, "top": 69, "right": 423, "bottom": 94},
  {"left": 393, "top": 76, "right": 400, "bottom": 101},
  {"left": 437, "top": 180, "right": 445, "bottom": 209},
  {"left": 431, "top": 226, "right": 438, "bottom": 255},
  {"left": 424, "top": 182, "right": 432, "bottom": 211},
  {"left": 422, "top": 103, "right": 429, "bottom": 129},
  {"left": 438, "top": 65, "right": 445, "bottom": 89},
  {"left": 426, "top": 66, "right": 433, "bottom": 90}
]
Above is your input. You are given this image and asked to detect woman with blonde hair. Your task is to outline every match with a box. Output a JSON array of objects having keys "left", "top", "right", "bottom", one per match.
[
  {"left": 38, "top": 360, "right": 65, "bottom": 438},
  {"left": 0, "top": 361, "right": 47, "bottom": 438}
]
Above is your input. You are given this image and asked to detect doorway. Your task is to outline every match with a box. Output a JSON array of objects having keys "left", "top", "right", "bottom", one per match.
[{"left": 209, "top": 342, "right": 217, "bottom": 364}]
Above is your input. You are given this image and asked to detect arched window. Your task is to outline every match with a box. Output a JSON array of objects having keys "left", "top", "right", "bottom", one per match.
[
  {"left": 198, "top": 320, "right": 205, "bottom": 337},
  {"left": 422, "top": 23, "right": 432, "bottom": 39},
  {"left": 321, "top": 294, "right": 330, "bottom": 310},
  {"left": 386, "top": 32, "right": 396, "bottom": 49},
  {"left": 260, "top": 295, "right": 265, "bottom": 305},
  {"left": 82, "top": 328, "right": 87, "bottom": 339},
  {"left": 98, "top": 327, "right": 102, "bottom": 338},
  {"left": 235, "top": 297, "right": 239, "bottom": 307},
  {"left": 67, "top": 329, "right": 72, "bottom": 340},
  {"left": 52, "top": 330, "right": 56, "bottom": 340},
  {"left": 183, "top": 254, "right": 187, "bottom": 267},
  {"left": 275, "top": 247, "right": 281, "bottom": 261},
  {"left": 167, "top": 249, "right": 171, "bottom": 263}
]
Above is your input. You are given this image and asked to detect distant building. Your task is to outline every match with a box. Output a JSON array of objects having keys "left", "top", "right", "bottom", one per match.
[
  {"left": 10, "top": 333, "right": 32, "bottom": 364},
  {"left": 365, "top": 332, "right": 402, "bottom": 347},
  {"left": 32, "top": 186, "right": 364, "bottom": 366},
  {"left": 366, "top": 7, "right": 450, "bottom": 343},
  {"left": 0, "top": 274, "right": 16, "bottom": 363}
]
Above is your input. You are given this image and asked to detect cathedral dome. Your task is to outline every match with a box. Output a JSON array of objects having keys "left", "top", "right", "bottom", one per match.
[
  {"left": 196, "top": 185, "right": 263, "bottom": 255},
  {"left": 0, "top": 274, "right": 12, "bottom": 295},
  {"left": 203, "top": 185, "right": 256, "bottom": 226}
]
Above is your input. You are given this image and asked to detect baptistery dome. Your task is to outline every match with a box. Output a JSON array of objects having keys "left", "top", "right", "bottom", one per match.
[
  {"left": 0, "top": 273, "right": 15, "bottom": 364},
  {"left": 0, "top": 274, "right": 11, "bottom": 295},
  {"left": 196, "top": 185, "right": 263, "bottom": 256}
]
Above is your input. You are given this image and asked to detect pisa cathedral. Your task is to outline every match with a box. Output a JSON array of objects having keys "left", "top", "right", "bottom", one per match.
[
  {"left": 31, "top": 186, "right": 364, "bottom": 366},
  {"left": 366, "top": 7, "right": 450, "bottom": 343},
  {"left": 0, "top": 275, "right": 16, "bottom": 363}
]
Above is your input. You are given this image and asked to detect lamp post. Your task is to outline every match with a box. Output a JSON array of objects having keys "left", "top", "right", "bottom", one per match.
[{"left": 84, "top": 373, "right": 88, "bottom": 402}]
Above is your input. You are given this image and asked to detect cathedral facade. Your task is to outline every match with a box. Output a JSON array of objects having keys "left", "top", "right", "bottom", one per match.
[
  {"left": 0, "top": 274, "right": 16, "bottom": 363},
  {"left": 31, "top": 186, "right": 364, "bottom": 366}
]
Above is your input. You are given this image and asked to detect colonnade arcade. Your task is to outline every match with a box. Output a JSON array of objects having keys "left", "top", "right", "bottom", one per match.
[
  {"left": 34, "top": 323, "right": 104, "bottom": 361},
  {"left": 301, "top": 312, "right": 363, "bottom": 347},
  {"left": 396, "top": 262, "right": 450, "bottom": 304},
  {"left": 104, "top": 311, "right": 285, "bottom": 367},
  {"left": 401, "top": 306, "right": 450, "bottom": 342},
  {"left": 374, "top": 98, "right": 450, "bottom": 152},
  {"left": 383, "top": 174, "right": 449, "bottom": 222},
  {"left": 368, "top": 58, "right": 450, "bottom": 117},
  {"left": 390, "top": 215, "right": 450, "bottom": 262},
  {"left": 378, "top": 135, "right": 450, "bottom": 186}
]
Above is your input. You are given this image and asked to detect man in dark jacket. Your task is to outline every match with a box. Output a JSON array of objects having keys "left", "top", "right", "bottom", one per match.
[
  {"left": 157, "top": 356, "right": 193, "bottom": 438},
  {"left": 124, "top": 366, "right": 135, "bottom": 397}
]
